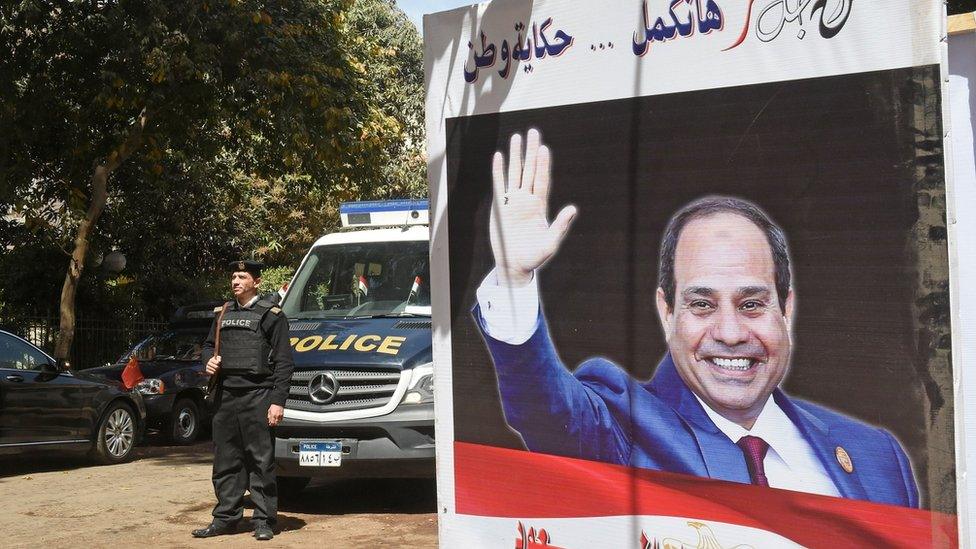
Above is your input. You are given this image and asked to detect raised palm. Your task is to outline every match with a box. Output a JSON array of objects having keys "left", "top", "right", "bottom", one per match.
[{"left": 489, "top": 129, "right": 577, "bottom": 287}]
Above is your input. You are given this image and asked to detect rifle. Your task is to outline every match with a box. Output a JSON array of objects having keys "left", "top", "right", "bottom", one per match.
[{"left": 205, "top": 303, "right": 229, "bottom": 405}]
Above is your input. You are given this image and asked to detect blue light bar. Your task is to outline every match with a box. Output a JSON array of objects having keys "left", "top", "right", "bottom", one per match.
[
  {"left": 339, "top": 199, "right": 430, "bottom": 228},
  {"left": 339, "top": 199, "right": 429, "bottom": 214}
]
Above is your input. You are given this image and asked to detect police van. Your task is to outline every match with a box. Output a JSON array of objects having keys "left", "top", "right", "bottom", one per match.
[{"left": 273, "top": 200, "right": 433, "bottom": 495}]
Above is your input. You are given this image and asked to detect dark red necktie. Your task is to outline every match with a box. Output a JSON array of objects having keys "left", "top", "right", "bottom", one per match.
[{"left": 737, "top": 435, "right": 770, "bottom": 487}]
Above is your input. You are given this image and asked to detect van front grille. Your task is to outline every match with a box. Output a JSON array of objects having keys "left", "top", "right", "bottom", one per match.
[{"left": 286, "top": 367, "right": 401, "bottom": 413}]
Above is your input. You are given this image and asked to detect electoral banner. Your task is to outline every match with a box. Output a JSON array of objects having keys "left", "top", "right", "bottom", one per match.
[{"left": 424, "top": 1, "right": 958, "bottom": 546}]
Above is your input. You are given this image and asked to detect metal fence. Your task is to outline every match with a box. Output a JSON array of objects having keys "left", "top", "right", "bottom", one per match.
[{"left": 1, "top": 314, "right": 168, "bottom": 369}]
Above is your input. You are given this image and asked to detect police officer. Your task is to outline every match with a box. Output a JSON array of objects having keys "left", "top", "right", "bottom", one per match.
[{"left": 192, "top": 260, "right": 294, "bottom": 541}]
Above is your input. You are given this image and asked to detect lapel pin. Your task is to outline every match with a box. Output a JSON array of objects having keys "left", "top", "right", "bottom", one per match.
[{"left": 835, "top": 446, "right": 854, "bottom": 473}]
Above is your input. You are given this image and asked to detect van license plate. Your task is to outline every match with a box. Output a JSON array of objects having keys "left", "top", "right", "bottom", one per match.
[{"left": 299, "top": 441, "right": 341, "bottom": 467}]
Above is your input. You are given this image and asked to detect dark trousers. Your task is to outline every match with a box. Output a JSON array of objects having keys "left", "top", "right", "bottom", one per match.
[{"left": 211, "top": 387, "right": 277, "bottom": 527}]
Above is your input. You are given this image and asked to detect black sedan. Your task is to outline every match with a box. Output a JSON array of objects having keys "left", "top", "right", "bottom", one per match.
[
  {"left": 0, "top": 329, "right": 147, "bottom": 463},
  {"left": 87, "top": 302, "right": 217, "bottom": 444}
]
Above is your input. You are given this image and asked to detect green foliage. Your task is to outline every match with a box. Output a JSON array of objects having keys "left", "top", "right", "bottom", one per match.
[
  {"left": 259, "top": 265, "right": 295, "bottom": 296},
  {"left": 348, "top": 0, "right": 427, "bottom": 199},
  {"left": 235, "top": 0, "right": 428, "bottom": 268},
  {"left": 0, "top": 0, "right": 427, "bottom": 320}
]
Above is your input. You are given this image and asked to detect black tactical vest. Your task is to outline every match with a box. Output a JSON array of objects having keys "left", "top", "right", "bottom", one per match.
[{"left": 218, "top": 300, "right": 274, "bottom": 376}]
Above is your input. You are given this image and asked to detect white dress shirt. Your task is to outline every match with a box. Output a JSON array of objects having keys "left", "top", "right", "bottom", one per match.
[
  {"left": 695, "top": 394, "right": 840, "bottom": 496},
  {"left": 237, "top": 294, "right": 260, "bottom": 309},
  {"left": 476, "top": 268, "right": 841, "bottom": 497},
  {"left": 476, "top": 268, "right": 542, "bottom": 344}
]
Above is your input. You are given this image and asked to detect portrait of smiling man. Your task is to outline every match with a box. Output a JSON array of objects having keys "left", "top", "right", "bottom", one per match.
[{"left": 473, "top": 128, "right": 919, "bottom": 508}]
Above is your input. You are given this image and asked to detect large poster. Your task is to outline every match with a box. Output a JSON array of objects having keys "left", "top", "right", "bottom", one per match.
[
  {"left": 425, "top": 1, "right": 959, "bottom": 546},
  {"left": 948, "top": 14, "right": 976, "bottom": 543}
]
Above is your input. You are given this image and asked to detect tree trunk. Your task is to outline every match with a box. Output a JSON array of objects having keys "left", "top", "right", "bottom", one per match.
[
  {"left": 53, "top": 110, "right": 149, "bottom": 363},
  {"left": 53, "top": 167, "right": 108, "bottom": 361}
]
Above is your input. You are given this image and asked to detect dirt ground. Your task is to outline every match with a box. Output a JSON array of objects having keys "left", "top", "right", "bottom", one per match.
[{"left": 0, "top": 436, "right": 438, "bottom": 548}]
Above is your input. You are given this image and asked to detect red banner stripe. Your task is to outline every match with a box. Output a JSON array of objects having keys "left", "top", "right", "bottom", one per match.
[{"left": 455, "top": 442, "right": 958, "bottom": 548}]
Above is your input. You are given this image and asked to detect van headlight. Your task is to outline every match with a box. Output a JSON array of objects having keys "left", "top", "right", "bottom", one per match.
[{"left": 401, "top": 362, "right": 433, "bottom": 405}]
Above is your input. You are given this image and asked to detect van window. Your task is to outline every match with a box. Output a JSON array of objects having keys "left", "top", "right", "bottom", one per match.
[{"left": 281, "top": 241, "right": 430, "bottom": 319}]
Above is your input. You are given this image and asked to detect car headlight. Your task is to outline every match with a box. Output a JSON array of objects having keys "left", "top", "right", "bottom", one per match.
[
  {"left": 134, "top": 378, "right": 165, "bottom": 395},
  {"left": 401, "top": 362, "right": 433, "bottom": 405}
]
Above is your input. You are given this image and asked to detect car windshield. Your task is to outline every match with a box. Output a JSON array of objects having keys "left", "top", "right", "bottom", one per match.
[
  {"left": 281, "top": 240, "right": 430, "bottom": 319},
  {"left": 117, "top": 331, "right": 205, "bottom": 363}
]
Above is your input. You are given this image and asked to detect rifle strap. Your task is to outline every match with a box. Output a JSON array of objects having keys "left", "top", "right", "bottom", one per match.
[
  {"left": 214, "top": 302, "right": 229, "bottom": 356},
  {"left": 208, "top": 303, "right": 230, "bottom": 398}
]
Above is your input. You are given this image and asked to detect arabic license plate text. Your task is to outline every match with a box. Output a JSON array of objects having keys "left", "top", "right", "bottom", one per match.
[{"left": 299, "top": 441, "right": 342, "bottom": 467}]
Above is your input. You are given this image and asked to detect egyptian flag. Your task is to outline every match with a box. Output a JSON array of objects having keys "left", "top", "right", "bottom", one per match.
[
  {"left": 408, "top": 276, "right": 422, "bottom": 302},
  {"left": 455, "top": 442, "right": 958, "bottom": 547},
  {"left": 357, "top": 275, "right": 369, "bottom": 295},
  {"left": 121, "top": 354, "right": 144, "bottom": 390}
]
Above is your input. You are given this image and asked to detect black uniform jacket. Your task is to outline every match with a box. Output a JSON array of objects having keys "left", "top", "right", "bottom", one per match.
[{"left": 201, "top": 297, "right": 294, "bottom": 406}]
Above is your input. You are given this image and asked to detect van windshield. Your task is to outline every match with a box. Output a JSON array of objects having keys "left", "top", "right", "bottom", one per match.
[{"left": 281, "top": 240, "right": 431, "bottom": 319}]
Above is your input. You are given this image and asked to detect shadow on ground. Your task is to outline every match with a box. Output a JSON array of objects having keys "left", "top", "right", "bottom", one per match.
[
  {"left": 0, "top": 440, "right": 437, "bottom": 520},
  {"left": 0, "top": 437, "right": 213, "bottom": 479},
  {"left": 176, "top": 513, "right": 308, "bottom": 534},
  {"left": 277, "top": 478, "right": 437, "bottom": 515}
]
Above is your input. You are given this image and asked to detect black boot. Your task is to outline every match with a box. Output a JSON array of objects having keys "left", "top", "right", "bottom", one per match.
[
  {"left": 253, "top": 523, "right": 274, "bottom": 541},
  {"left": 191, "top": 523, "right": 236, "bottom": 538}
]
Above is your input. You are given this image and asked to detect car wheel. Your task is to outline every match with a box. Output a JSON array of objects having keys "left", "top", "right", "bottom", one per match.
[
  {"left": 92, "top": 401, "right": 137, "bottom": 464},
  {"left": 169, "top": 398, "right": 200, "bottom": 445},
  {"left": 277, "top": 476, "right": 311, "bottom": 500}
]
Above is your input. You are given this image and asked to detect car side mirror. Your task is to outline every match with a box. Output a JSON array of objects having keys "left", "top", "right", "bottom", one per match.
[
  {"left": 46, "top": 359, "right": 71, "bottom": 372},
  {"left": 36, "top": 360, "right": 61, "bottom": 380}
]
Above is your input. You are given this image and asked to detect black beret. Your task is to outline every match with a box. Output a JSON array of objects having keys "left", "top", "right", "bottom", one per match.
[{"left": 229, "top": 259, "right": 264, "bottom": 277}]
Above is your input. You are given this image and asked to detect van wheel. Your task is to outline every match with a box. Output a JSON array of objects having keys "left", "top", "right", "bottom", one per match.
[
  {"left": 169, "top": 398, "right": 200, "bottom": 445},
  {"left": 92, "top": 402, "right": 137, "bottom": 464},
  {"left": 278, "top": 476, "right": 311, "bottom": 500}
]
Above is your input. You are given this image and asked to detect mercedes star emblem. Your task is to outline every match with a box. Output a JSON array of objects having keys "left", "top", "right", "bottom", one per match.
[{"left": 308, "top": 372, "right": 340, "bottom": 404}]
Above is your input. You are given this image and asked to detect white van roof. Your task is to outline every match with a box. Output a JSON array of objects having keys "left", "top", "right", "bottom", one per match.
[{"left": 310, "top": 225, "right": 429, "bottom": 248}]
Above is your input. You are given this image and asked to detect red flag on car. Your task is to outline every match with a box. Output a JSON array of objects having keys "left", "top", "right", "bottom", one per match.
[
  {"left": 408, "top": 276, "right": 422, "bottom": 302},
  {"left": 121, "top": 354, "right": 144, "bottom": 390},
  {"left": 357, "top": 275, "right": 369, "bottom": 295}
]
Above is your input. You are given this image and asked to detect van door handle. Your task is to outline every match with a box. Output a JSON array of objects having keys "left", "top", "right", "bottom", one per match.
[{"left": 5, "top": 374, "right": 24, "bottom": 382}]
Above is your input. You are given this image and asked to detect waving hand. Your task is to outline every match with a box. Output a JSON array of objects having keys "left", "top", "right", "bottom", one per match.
[{"left": 489, "top": 129, "right": 578, "bottom": 287}]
